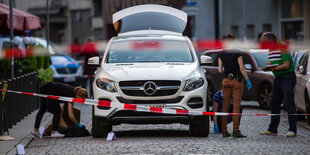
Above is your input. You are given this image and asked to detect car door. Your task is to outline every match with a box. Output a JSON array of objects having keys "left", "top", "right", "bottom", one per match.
[
  {"left": 295, "top": 52, "right": 309, "bottom": 112},
  {"left": 203, "top": 52, "right": 223, "bottom": 91}
]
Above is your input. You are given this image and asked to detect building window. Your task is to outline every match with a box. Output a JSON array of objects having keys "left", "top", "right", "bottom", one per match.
[
  {"left": 94, "top": 28, "right": 104, "bottom": 41},
  {"left": 280, "top": 0, "right": 304, "bottom": 40},
  {"left": 263, "top": 24, "right": 272, "bottom": 32},
  {"left": 282, "top": 21, "right": 304, "bottom": 40},
  {"left": 94, "top": 0, "right": 102, "bottom": 17},
  {"left": 231, "top": 26, "right": 239, "bottom": 38},
  {"left": 281, "top": 0, "right": 303, "bottom": 19},
  {"left": 246, "top": 25, "right": 255, "bottom": 39}
]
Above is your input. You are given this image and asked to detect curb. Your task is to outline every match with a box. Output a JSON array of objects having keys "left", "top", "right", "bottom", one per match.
[{"left": 6, "top": 113, "right": 52, "bottom": 155}]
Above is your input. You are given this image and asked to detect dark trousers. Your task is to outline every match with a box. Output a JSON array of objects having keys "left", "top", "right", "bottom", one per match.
[
  {"left": 268, "top": 71, "right": 297, "bottom": 133},
  {"left": 222, "top": 78, "right": 243, "bottom": 133},
  {"left": 34, "top": 98, "right": 61, "bottom": 131},
  {"left": 34, "top": 83, "right": 61, "bottom": 131}
]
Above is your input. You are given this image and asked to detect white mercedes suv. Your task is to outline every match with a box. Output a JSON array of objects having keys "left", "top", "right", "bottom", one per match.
[{"left": 88, "top": 4, "right": 212, "bottom": 137}]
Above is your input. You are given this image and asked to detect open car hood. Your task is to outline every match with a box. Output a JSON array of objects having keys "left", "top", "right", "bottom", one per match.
[{"left": 112, "top": 4, "right": 187, "bottom": 36}]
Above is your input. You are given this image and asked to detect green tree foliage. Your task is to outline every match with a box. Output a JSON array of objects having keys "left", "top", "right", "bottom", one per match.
[{"left": 0, "top": 45, "right": 53, "bottom": 86}]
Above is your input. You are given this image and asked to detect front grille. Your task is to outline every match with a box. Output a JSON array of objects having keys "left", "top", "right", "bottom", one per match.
[
  {"left": 56, "top": 67, "right": 77, "bottom": 74},
  {"left": 116, "top": 96, "right": 184, "bottom": 104},
  {"left": 119, "top": 80, "right": 181, "bottom": 97}
]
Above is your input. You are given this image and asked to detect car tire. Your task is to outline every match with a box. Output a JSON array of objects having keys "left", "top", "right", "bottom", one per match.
[
  {"left": 189, "top": 116, "right": 209, "bottom": 137},
  {"left": 92, "top": 106, "right": 112, "bottom": 137},
  {"left": 305, "top": 91, "right": 310, "bottom": 126},
  {"left": 258, "top": 84, "right": 272, "bottom": 109}
]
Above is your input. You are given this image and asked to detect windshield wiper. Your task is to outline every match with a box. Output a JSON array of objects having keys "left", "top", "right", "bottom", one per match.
[{"left": 136, "top": 61, "right": 162, "bottom": 62}]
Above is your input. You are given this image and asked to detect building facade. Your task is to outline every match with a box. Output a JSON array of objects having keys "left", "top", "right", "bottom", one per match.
[
  {"left": 1, "top": 0, "right": 309, "bottom": 43},
  {"left": 2, "top": 0, "right": 104, "bottom": 44},
  {"left": 197, "top": 0, "right": 310, "bottom": 41}
]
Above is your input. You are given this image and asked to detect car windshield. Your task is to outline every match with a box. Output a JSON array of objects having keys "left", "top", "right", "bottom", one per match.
[
  {"left": 107, "top": 39, "right": 193, "bottom": 63},
  {"left": 51, "top": 55, "right": 72, "bottom": 64}
]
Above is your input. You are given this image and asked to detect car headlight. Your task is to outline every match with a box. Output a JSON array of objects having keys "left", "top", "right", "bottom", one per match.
[
  {"left": 183, "top": 77, "right": 204, "bottom": 91},
  {"left": 96, "top": 78, "right": 117, "bottom": 92}
]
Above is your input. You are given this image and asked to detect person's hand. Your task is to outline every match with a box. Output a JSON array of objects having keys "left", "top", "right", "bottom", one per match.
[
  {"left": 214, "top": 124, "right": 219, "bottom": 134},
  {"left": 266, "top": 62, "right": 272, "bottom": 65},
  {"left": 246, "top": 78, "right": 252, "bottom": 90},
  {"left": 76, "top": 123, "right": 84, "bottom": 128}
]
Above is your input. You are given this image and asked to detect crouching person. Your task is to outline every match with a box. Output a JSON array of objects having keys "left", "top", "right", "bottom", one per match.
[{"left": 31, "top": 82, "right": 88, "bottom": 138}]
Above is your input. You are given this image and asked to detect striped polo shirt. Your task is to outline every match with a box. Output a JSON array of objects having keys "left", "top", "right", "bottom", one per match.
[{"left": 268, "top": 41, "right": 294, "bottom": 76}]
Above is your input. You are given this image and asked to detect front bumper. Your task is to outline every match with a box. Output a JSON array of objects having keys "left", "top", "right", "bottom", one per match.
[
  {"left": 106, "top": 110, "right": 197, "bottom": 125},
  {"left": 93, "top": 81, "right": 208, "bottom": 124}
]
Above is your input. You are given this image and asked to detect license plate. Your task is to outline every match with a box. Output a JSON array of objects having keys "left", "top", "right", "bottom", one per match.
[
  {"left": 145, "top": 104, "right": 166, "bottom": 108},
  {"left": 64, "top": 76, "right": 76, "bottom": 82}
]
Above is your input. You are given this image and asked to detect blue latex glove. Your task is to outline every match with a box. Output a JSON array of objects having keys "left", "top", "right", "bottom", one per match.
[
  {"left": 77, "top": 123, "right": 84, "bottom": 128},
  {"left": 246, "top": 78, "right": 252, "bottom": 90},
  {"left": 214, "top": 124, "right": 219, "bottom": 134}
]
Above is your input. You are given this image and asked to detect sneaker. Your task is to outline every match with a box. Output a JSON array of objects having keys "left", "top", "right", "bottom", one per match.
[
  {"left": 51, "top": 131, "right": 65, "bottom": 138},
  {"left": 260, "top": 130, "right": 277, "bottom": 135},
  {"left": 31, "top": 131, "right": 42, "bottom": 139},
  {"left": 223, "top": 132, "right": 231, "bottom": 137},
  {"left": 233, "top": 130, "right": 247, "bottom": 138},
  {"left": 286, "top": 131, "right": 296, "bottom": 137}
]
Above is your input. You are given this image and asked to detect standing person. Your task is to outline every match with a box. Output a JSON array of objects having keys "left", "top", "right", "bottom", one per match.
[
  {"left": 212, "top": 89, "right": 243, "bottom": 133},
  {"left": 224, "top": 33, "right": 236, "bottom": 40},
  {"left": 218, "top": 49, "right": 252, "bottom": 138},
  {"left": 31, "top": 82, "right": 88, "bottom": 138},
  {"left": 82, "top": 37, "right": 98, "bottom": 98},
  {"left": 69, "top": 37, "right": 82, "bottom": 60},
  {"left": 260, "top": 32, "right": 297, "bottom": 137}
]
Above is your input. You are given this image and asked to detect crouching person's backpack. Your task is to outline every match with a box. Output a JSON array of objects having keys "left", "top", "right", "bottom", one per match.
[{"left": 64, "top": 126, "right": 90, "bottom": 137}]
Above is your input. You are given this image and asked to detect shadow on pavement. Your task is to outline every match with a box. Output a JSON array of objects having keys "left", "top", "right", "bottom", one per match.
[{"left": 114, "top": 130, "right": 190, "bottom": 137}]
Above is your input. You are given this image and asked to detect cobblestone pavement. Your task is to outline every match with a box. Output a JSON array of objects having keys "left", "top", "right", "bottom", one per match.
[{"left": 26, "top": 102, "right": 310, "bottom": 155}]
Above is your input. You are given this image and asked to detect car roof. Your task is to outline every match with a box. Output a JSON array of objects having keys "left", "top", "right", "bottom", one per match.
[{"left": 202, "top": 49, "right": 249, "bottom": 55}]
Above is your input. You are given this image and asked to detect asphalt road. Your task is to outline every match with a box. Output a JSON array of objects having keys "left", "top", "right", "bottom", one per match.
[{"left": 26, "top": 101, "right": 310, "bottom": 154}]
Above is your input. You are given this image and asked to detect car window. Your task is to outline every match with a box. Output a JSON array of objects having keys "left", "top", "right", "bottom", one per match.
[
  {"left": 107, "top": 39, "right": 193, "bottom": 63},
  {"left": 51, "top": 56, "right": 71, "bottom": 64},
  {"left": 204, "top": 52, "right": 218, "bottom": 66},
  {"left": 242, "top": 53, "right": 254, "bottom": 67},
  {"left": 294, "top": 51, "right": 306, "bottom": 69},
  {"left": 298, "top": 52, "right": 309, "bottom": 71}
]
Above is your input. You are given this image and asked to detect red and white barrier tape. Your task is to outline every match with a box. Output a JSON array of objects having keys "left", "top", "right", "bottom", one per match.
[
  {"left": 1, "top": 40, "right": 309, "bottom": 60},
  {"left": 0, "top": 89, "right": 309, "bottom": 116}
]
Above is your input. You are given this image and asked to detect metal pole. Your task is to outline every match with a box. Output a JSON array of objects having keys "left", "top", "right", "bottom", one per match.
[
  {"left": 9, "top": 0, "right": 14, "bottom": 79},
  {"left": 214, "top": 0, "right": 219, "bottom": 39},
  {"left": 242, "top": 0, "right": 247, "bottom": 41},
  {"left": 46, "top": 0, "right": 50, "bottom": 48}
]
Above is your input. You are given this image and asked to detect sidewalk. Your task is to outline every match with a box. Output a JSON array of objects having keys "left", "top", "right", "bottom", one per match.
[{"left": 0, "top": 110, "right": 52, "bottom": 155}]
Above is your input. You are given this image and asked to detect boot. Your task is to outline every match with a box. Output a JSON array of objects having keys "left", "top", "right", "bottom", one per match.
[
  {"left": 233, "top": 130, "right": 247, "bottom": 138},
  {"left": 222, "top": 132, "right": 231, "bottom": 137}
]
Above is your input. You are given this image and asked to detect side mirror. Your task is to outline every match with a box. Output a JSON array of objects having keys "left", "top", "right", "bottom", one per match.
[
  {"left": 200, "top": 55, "right": 212, "bottom": 65},
  {"left": 298, "top": 66, "right": 306, "bottom": 74},
  {"left": 88, "top": 56, "right": 100, "bottom": 66},
  {"left": 245, "top": 64, "right": 253, "bottom": 70}
]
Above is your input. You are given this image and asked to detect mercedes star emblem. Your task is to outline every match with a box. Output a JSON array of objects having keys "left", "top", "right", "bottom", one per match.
[{"left": 143, "top": 81, "right": 157, "bottom": 95}]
